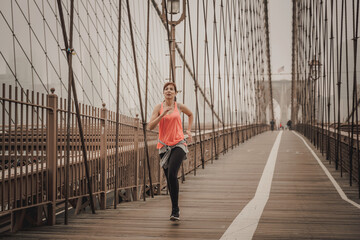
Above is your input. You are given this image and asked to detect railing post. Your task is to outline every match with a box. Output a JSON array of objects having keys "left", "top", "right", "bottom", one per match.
[
  {"left": 100, "top": 103, "right": 107, "bottom": 209},
  {"left": 134, "top": 115, "right": 140, "bottom": 200},
  {"left": 158, "top": 133, "right": 163, "bottom": 194},
  {"left": 47, "top": 88, "right": 57, "bottom": 226},
  {"left": 215, "top": 129, "right": 219, "bottom": 160}
]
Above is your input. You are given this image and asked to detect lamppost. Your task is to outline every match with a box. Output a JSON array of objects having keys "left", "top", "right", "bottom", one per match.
[
  {"left": 308, "top": 56, "right": 321, "bottom": 143},
  {"left": 160, "top": 0, "right": 186, "bottom": 83},
  {"left": 308, "top": 58, "right": 321, "bottom": 81}
]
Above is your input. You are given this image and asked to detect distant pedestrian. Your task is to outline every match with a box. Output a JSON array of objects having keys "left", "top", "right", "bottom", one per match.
[
  {"left": 148, "top": 82, "right": 193, "bottom": 221},
  {"left": 270, "top": 119, "right": 275, "bottom": 131},
  {"left": 287, "top": 120, "right": 292, "bottom": 130}
]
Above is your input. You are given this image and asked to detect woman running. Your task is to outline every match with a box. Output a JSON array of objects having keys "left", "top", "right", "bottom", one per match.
[{"left": 148, "top": 82, "right": 193, "bottom": 221}]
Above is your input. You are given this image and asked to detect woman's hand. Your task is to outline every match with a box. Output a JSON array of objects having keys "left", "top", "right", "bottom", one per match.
[
  {"left": 186, "top": 130, "right": 192, "bottom": 143},
  {"left": 160, "top": 105, "right": 172, "bottom": 117}
]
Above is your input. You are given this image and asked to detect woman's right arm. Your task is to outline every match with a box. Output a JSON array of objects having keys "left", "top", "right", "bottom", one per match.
[{"left": 147, "top": 104, "right": 162, "bottom": 130}]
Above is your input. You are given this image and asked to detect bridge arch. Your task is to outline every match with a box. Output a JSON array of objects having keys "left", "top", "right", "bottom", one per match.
[{"left": 264, "top": 80, "right": 292, "bottom": 125}]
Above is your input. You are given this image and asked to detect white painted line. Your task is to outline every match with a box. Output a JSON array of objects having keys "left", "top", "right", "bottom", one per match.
[
  {"left": 293, "top": 131, "right": 360, "bottom": 209},
  {"left": 220, "top": 131, "right": 283, "bottom": 240},
  {"left": 56, "top": 206, "right": 73, "bottom": 215}
]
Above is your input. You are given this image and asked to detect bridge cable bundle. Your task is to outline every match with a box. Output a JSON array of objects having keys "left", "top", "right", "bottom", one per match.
[{"left": 292, "top": 0, "right": 360, "bottom": 197}]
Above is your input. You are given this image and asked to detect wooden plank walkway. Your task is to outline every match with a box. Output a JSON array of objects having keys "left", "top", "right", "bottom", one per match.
[
  {"left": 3, "top": 131, "right": 360, "bottom": 239},
  {"left": 253, "top": 131, "right": 360, "bottom": 240}
]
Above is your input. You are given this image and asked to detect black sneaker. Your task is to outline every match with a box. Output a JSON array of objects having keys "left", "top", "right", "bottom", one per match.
[{"left": 170, "top": 207, "right": 180, "bottom": 221}]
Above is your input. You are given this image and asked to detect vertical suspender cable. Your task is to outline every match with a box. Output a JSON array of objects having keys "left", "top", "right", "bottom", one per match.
[
  {"left": 211, "top": 0, "right": 219, "bottom": 160},
  {"left": 228, "top": 0, "right": 235, "bottom": 148},
  {"left": 322, "top": 0, "right": 326, "bottom": 153},
  {"left": 329, "top": 0, "right": 336, "bottom": 165},
  {"left": 318, "top": 0, "right": 324, "bottom": 153},
  {"left": 309, "top": 0, "right": 315, "bottom": 141},
  {"left": 188, "top": 0, "right": 205, "bottom": 170},
  {"left": 325, "top": 0, "right": 331, "bottom": 161},
  {"left": 344, "top": 0, "right": 351, "bottom": 178},
  {"left": 233, "top": 0, "right": 240, "bottom": 144},
  {"left": 263, "top": 0, "right": 274, "bottom": 123},
  {"left": 202, "top": 0, "right": 218, "bottom": 163},
  {"left": 305, "top": 0, "right": 311, "bottom": 138},
  {"left": 242, "top": 0, "right": 246, "bottom": 139},
  {"left": 218, "top": 0, "right": 226, "bottom": 153},
  {"left": 331, "top": 0, "right": 336, "bottom": 151},
  {"left": 237, "top": 0, "right": 244, "bottom": 143},
  {"left": 249, "top": 1, "right": 257, "bottom": 133},
  {"left": 222, "top": 0, "right": 229, "bottom": 150},
  {"left": 125, "top": 0, "right": 154, "bottom": 198},
  {"left": 244, "top": 0, "right": 250, "bottom": 138},
  {"left": 345, "top": 1, "right": 360, "bottom": 123},
  {"left": 226, "top": 0, "right": 234, "bottom": 148},
  {"left": 354, "top": 0, "right": 360, "bottom": 198},
  {"left": 57, "top": 0, "right": 96, "bottom": 222},
  {"left": 313, "top": 0, "right": 319, "bottom": 146},
  {"left": 255, "top": 3, "right": 261, "bottom": 130},
  {"left": 202, "top": 0, "right": 207, "bottom": 154},
  {"left": 195, "top": 0, "right": 205, "bottom": 169},
  {"left": 145, "top": 0, "right": 150, "bottom": 129},
  {"left": 212, "top": 0, "right": 223, "bottom": 155},
  {"left": 187, "top": 0, "right": 197, "bottom": 173},
  {"left": 143, "top": 0, "right": 151, "bottom": 201},
  {"left": 181, "top": 13, "right": 187, "bottom": 182},
  {"left": 349, "top": 0, "right": 360, "bottom": 194},
  {"left": 220, "top": 0, "right": 228, "bottom": 151},
  {"left": 64, "top": 0, "right": 75, "bottom": 225},
  {"left": 114, "top": 0, "right": 122, "bottom": 208},
  {"left": 349, "top": 0, "right": 356, "bottom": 187},
  {"left": 291, "top": 0, "right": 296, "bottom": 125},
  {"left": 336, "top": 0, "right": 345, "bottom": 171}
]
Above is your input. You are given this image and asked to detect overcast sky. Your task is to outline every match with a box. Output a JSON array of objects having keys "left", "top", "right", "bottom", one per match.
[{"left": 269, "top": 0, "right": 292, "bottom": 81}]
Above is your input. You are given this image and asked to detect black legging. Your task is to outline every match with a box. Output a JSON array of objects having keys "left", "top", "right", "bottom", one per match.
[{"left": 160, "top": 147, "right": 186, "bottom": 209}]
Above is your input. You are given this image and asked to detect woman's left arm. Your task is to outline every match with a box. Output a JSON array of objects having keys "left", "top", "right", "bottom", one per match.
[{"left": 179, "top": 103, "right": 193, "bottom": 142}]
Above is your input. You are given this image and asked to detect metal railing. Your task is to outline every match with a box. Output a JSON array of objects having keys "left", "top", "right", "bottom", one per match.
[
  {"left": 296, "top": 124, "right": 359, "bottom": 194},
  {"left": 0, "top": 83, "right": 269, "bottom": 232}
]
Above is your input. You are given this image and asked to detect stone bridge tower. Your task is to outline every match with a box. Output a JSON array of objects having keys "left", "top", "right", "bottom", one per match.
[{"left": 264, "top": 80, "right": 292, "bottom": 126}]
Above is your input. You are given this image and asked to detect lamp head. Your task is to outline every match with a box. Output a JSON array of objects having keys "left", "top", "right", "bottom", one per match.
[
  {"left": 167, "top": 0, "right": 180, "bottom": 14},
  {"left": 308, "top": 57, "right": 321, "bottom": 81}
]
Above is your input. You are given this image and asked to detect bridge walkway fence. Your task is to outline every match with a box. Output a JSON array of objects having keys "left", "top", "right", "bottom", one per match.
[
  {"left": 295, "top": 124, "right": 360, "bottom": 197},
  {"left": 0, "top": 83, "right": 269, "bottom": 233}
]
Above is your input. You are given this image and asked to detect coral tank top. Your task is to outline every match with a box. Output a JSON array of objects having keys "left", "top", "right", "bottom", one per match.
[{"left": 157, "top": 102, "right": 186, "bottom": 149}]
